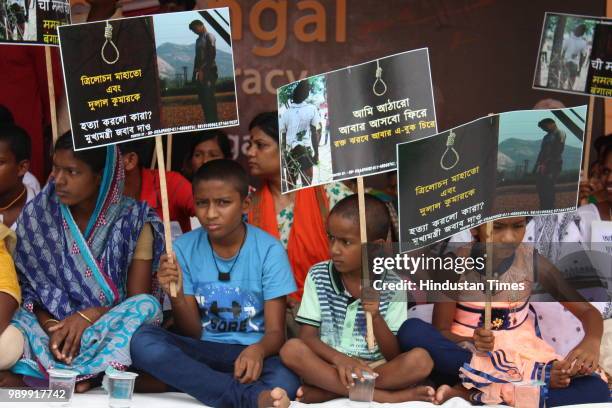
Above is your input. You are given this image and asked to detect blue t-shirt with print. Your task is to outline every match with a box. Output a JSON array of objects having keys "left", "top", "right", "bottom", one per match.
[{"left": 174, "top": 223, "right": 296, "bottom": 345}]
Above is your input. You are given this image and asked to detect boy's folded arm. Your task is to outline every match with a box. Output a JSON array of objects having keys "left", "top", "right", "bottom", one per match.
[
  {"left": 299, "top": 324, "right": 346, "bottom": 365},
  {"left": 257, "top": 297, "right": 287, "bottom": 357},
  {"left": 171, "top": 294, "right": 202, "bottom": 339},
  {"left": 371, "top": 315, "right": 400, "bottom": 360}
]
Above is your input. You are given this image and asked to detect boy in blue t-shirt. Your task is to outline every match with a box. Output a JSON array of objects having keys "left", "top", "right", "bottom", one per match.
[{"left": 131, "top": 159, "right": 298, "bottom": 408}]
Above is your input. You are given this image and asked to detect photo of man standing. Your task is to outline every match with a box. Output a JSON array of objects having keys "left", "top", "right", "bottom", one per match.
[
  {"left": 189, "top": 19, "right": 218, "bottom": 123},
  {"left": 280, "top": 80, "right": 321, "bottom": 188},
  {"left": 533, "top": 118, "right": 566, "bottom": 210},
  {"left": 561, "top": 24, "right": 588, "bottom": 91}
]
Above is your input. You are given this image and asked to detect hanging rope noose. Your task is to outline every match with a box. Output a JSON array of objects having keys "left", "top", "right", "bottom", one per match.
[
  {"left": 101, "top": 21, "right": 119, "bottom": 65},
  {"left": 373, "top": 60, "right": 387, "bottom": 96},
  {"left": 440, "top": 129, "right": 460, "bottom": 171}
]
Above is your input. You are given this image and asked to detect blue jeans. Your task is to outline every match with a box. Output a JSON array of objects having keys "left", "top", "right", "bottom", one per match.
[
  {"left": 130, "top": 325, "right": 300, "bottom": 408},
  {"left": 397, "top": 318, "right": 609, "bottom": 406}
]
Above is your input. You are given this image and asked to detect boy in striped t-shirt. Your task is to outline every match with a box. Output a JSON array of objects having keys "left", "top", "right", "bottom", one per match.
[{"left": 280, "top": 194, "right": 435, "bottom": 403}]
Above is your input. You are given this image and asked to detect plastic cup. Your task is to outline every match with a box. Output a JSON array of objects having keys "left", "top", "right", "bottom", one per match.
[
  {"left": 103, "top": 371, "right": 139, "bottom": 408},
  {"left": 513, "top": 381, "right": 541, "bottom": 408},
  {"left": 47, "top": 368, "right": 78, "bottom": 407},
  {"left": 348, "top": 371, "right": 376, "bottom": 407}
]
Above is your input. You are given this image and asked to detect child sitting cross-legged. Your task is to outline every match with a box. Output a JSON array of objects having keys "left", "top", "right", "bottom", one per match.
[
  {"left": 130, "top": 159, "right": 299, "bottom": 408},
  {"left": 280, "top": 194, "right": 436, "bottom": 403},
  {"left": 398, "top": 217, "right": 610, "bottom": 407}
]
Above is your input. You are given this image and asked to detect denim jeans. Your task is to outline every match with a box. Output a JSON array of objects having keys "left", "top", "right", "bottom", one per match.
[{"left": 130, "top": 325, "right": 300, "bottom": 408}]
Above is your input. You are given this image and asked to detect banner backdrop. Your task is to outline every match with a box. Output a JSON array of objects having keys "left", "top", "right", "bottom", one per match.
[{"left": 171, "top": 0, "right": 605, "bottom": 174}]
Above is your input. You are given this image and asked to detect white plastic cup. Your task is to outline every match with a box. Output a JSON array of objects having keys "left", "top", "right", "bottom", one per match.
[
  {"left": 47, "top": 368, "right": 78, "bottom": 407},
  {"left": 513, "top": 381, "right": 541, "bottom": 408},
  {"left": 103, "top": 371, "right": 139, "bottom": 408},
  {"left": 348, "top": 371, "right": 376, "bottom": 407}
]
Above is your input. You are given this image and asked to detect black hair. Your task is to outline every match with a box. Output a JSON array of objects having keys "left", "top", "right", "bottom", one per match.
[
  {"left": 574, "top": 24, "right": 587, "bottom": 37},
  {"left": 193, "top": 159, "right": 249, "bottom": 199},
  {"left": 54, "top": 132, "right": 107, "bottom": 174},
  {"left": 292, "top": 80, "right": 310, "bottom": 104},
  {"left": 329, "top": 193, "right": 391, "bottom": 241},
  {"left": 0, "top": 105, "right": 14, "bottom": 124},
  {"left": 594, "top": 134, "right": 612, "bottom": 156},
  {"left": 189, "top": 129, "right": 232, "bottom": 160},
  {"left": 249, "top": 111, "right": 279, "bottom": 144},
  {"left": 159, "top": 0, "right": 195, "bottom": 10},
  {"left": 119, "top": 139, "right": 153, "bottom": 168},
  {"left": 189, "top": 20, "right": 204, "bottom": 31},
  {"left": 0, "top": 124, "right": 31, "bottom": 162},
  {"left": 538, "top": 118, "right": 556, "bottom": 128},
  {"left": 601, "top": 143, "right": 612, "bottom": 164}
]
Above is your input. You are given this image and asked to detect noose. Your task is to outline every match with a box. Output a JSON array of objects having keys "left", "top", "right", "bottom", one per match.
[
  {"left": 373, "top": 59, "right": 387, "bottom": 96},
  {"left": 440, "top": 129, "right": 460, "bottom": 171},
  {"left": 101, "top": 21, "right": 119, "bottom": 65}
]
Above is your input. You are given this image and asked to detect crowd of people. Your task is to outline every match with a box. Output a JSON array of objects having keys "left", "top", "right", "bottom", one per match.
[
  {"left": 0, "top": 0, "right": 609, "bottom": 406},
  {"left": 0, "top": 99, "right": 611, "bottom": 407}
]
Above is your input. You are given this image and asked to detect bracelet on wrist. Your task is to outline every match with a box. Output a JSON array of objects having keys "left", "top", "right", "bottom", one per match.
[
  {"left": 43, "top": 318, "right": 60, "bottom": 327},
  {"left": 76, "top": 310, "right": 94, "bottom": 325}
]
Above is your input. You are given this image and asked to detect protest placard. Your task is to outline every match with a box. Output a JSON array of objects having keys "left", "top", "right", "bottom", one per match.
[
  {"left": 277, "top": 48, "right": 436, "bottom": 193},
  {"left": 0, "top": 0, "right": 69, "bottom": 45},
  {"left": 398, "top": 106, "right": 587, "bottom": 252},
  {"left": 534, "top": 12, "right": 612, "bottom": 98},
  {"left": 58, "top": 7, "right": 238, "bottom": 150}
]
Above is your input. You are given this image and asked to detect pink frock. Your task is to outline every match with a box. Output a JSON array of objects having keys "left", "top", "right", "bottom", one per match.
[{"left": 451, "top": 246, "right": 559, "bottom": 405}]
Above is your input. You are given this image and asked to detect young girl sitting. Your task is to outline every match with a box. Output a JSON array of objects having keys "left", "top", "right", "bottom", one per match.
[{"left": 398, "top": 217, "right": 609, "bottom": 407}]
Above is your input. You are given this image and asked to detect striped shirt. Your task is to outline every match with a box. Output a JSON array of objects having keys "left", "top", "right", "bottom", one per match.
[{"left": 296, "top": 260, "right": 407, "bottom": 361}]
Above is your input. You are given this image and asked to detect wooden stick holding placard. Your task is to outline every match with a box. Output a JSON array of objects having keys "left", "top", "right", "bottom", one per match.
[
  {"left": 155, "top": 136, "right": 177, "bottom": 297},
  {"left": 166, "top": 134, "right": 173, "bottom": 170},
  {"left": 579, "top": 96, "right": 595, "bottom": 206},
  {"left": 482, "top": 112, "right": 496, "bottom": 328},
  {"left": 151, "top": 148, "right": 157, "bottom": 170},
  {"left": 44, "top": 47, "right": 59, "bottom": 144},
  {"left": 484, "top": 222, "right": 493, "bottom": 330},
  {"left": 583, "top": 95, "right": 596, "bottom": 179},
  {"left": 357, "top": 177, "right": 376, "bottom": 351}
]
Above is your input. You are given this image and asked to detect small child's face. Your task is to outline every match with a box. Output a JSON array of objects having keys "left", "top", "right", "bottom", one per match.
[
  {"left": 0, "top": 141, "right": 25, "bottom": 196},
  {"left": 327, "top": 213, "right": 362, "bottom": 274},
  {"left": 475, "top": 217, "right": 527, "bottom": 258},
  {"left": 193, "top": 179, "right": 248, "bottom": 241}
]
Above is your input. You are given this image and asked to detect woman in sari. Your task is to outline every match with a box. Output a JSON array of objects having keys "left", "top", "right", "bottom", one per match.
[{"left": 3, "top": 132, "right": 165, "bottom": 391}]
